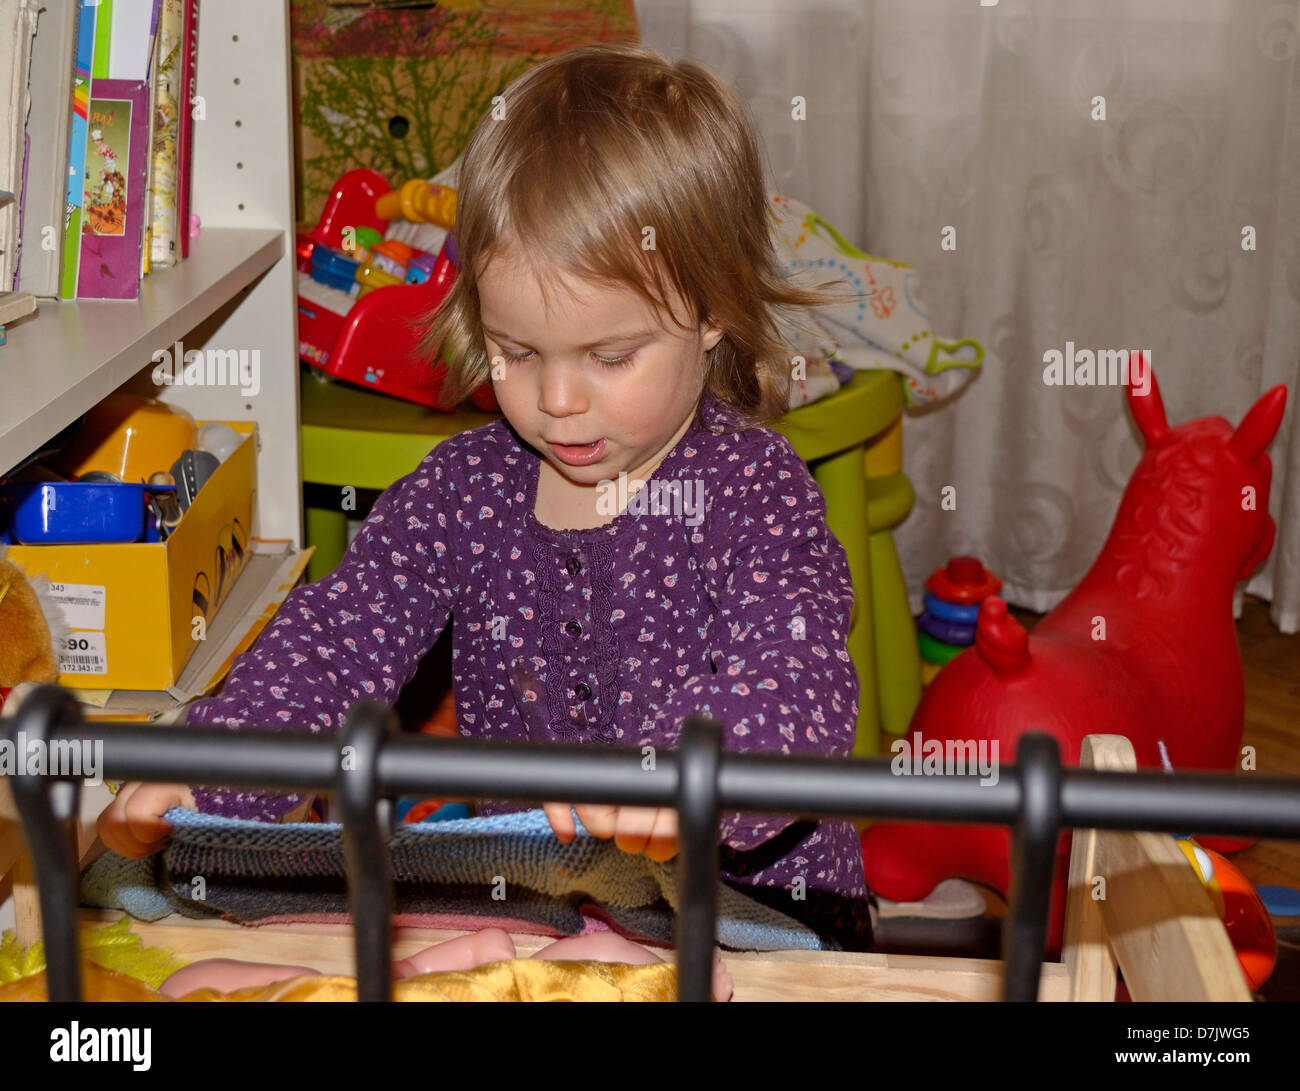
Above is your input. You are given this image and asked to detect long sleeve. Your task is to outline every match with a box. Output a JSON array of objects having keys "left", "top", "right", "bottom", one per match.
[
  {"left": 184, "top": 445, "right": 460, "bottom": 820},
  {"left": 644, "top": 433, "right": 858, "bottom": 851}
]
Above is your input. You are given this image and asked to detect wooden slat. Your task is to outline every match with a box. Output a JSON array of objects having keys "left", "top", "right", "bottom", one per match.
[
  {"left": 2, "top": 775, "right": 107, "bottom": 946},
  {"left": 1080, "top": 737, "right": 1251, "bottom": 1002},
  {"left": 79, "top": 910, "right": 1071, "bottom": 1001},
  {"left": 1061, "top": 735, "right": 1123, "bottom": 1000}
]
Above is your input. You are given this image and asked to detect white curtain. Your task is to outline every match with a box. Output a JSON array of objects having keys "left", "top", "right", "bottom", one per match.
[{"left": 636, "top": 0, "right": 1300, "bottom": 631}]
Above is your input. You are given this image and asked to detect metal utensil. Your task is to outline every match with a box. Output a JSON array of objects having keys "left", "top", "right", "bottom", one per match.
[
  {"left": 147, "top": 472, "right": 183, "bottom": 534},
  {"left": 169, "top": 449, "right": 220, "bottom": 512}
]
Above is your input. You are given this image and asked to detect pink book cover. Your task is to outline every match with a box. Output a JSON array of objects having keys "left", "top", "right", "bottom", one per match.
[
  {"left": 76, "top": 78, "right": 150, "bottom": 299},
  {"left": 177, "top": 0, "right": 198, "bottom": 260}
]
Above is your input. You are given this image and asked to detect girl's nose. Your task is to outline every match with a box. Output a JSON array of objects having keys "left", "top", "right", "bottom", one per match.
[{"left": 536, "top": 362, "right": 589, "bottom": 419}]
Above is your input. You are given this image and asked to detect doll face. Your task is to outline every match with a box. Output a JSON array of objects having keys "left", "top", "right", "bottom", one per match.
[{"left": 478, "top": 241, "right": 723, "bottom": 490}]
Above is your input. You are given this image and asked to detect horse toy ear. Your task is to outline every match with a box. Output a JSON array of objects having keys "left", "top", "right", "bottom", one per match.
[
  {"left": 1126, "top": 351, "right": 1169, "bottom": 447},
  {"left": 1228, "top": 384, "right": 1288, "bottom": 464}
]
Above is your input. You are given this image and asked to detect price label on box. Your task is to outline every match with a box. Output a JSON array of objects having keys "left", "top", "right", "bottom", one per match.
[
  {"left": 47, "top": 582, "right": 107, "bottom": 631},
  {"left": 59, "top": 631, "right": 108, "bottom": 675}
]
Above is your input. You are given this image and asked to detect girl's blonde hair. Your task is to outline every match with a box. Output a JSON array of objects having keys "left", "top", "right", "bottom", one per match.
[{"left": 418, "top": 43, "right": 853, "bottom": 424}]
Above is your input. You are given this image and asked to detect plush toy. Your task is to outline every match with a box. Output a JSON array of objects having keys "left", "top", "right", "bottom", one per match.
[
  {"left": 861, "top": 365, "right": 1288, "bottom": 950},
  {"left": 0, "top": 549, "right": 67, "bottom": 714}
]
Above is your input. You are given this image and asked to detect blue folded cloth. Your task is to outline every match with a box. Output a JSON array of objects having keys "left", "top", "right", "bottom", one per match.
[{"left": 80, "top": 807, "right": 827, "bottom": 951}]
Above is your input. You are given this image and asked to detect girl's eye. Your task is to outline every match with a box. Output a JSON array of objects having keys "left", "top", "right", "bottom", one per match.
[{"left": 494, "top": 347, "right": 634, "bottom": 367}]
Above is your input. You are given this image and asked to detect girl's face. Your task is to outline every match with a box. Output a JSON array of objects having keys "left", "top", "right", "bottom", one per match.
[{"left": 478, "top": 245, "right": 724, "bottom": 488}]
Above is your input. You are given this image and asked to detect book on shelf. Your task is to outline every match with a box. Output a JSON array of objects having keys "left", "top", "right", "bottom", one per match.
[
  {"left": 149, "top": 0, "right": 183, "bottom": 269},
  {"left": 11, "top": 0, "right": 201, "bottom": 303},
  {"left": 17, "top": 0, "right": 79, "bottom": 298},
  {"left": 92, "top": 0, "right": 112, "bottom": 79},
  {"left": 60, "top": 0, "right": 108, "bottom": 298},
  {"left": 75, "top": 79, "right": 150, "bottom": 300},
  {"left": 140, "top": 24, "right": 156, "bottom": 278},
  {"left": 108, "top": 0, "right": 160, "bottom": 81},
  {"left": 0, "top": 0, "right": 40, "bottom": 293},
  {"left": 176, "top": 0, "right": 199, "bottom": 260}
]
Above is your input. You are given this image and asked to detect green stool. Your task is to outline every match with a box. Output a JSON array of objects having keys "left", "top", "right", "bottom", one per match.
[
  {"left": 301, "top": 368, "right": 920, "bottom": 755},
  {"left": 300, "top": 370, "right": 499, "bottom": 587},
  {"left": 769, "top": 372, "right": 920, "bottom": 754}
]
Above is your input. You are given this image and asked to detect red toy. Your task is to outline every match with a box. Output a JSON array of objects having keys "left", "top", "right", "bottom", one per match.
[
  {"left": 862, "top": 362, "right": 1288, "bottom": 951},
  {"left": 1176, "top": 838, "right": 1276, "bottom": 991},
  {"left": 296, "top": 169, "right": 498, "bottom": 412}
]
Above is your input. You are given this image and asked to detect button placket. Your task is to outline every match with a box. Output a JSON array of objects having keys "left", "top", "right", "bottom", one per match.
[{"left": 533, "top": 541, "right": 619, "bottom": 741}]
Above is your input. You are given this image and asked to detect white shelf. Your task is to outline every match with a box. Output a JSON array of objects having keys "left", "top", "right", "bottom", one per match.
[
  {"left": 0, "top": 226, "right": 284, "bottom": 474},
  {"left": 2, "top": 0, "right": 302, "bottom": 546}
]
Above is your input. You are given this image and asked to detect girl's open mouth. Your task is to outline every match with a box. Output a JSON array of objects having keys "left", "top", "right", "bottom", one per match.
[{"left": 549, "top": 439, "right": 607, "bottom": 466}]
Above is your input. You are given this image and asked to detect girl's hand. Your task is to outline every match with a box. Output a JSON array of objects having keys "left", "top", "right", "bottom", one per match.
[
  {"left": 543, "top": 803, "right": 678, "bottom": 861},
  {"left": 96, "top": 782, "right": 197, "bottom": 858}
]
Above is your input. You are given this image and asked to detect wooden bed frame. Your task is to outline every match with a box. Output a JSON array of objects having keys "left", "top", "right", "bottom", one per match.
[{"left": 0, "top": 734, "right": 1253, "bottom": 1001}]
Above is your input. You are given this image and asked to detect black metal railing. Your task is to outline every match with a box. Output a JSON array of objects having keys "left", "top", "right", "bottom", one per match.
[{"left": 7, "top": 683, "right": 1300, "bottom": 1002}]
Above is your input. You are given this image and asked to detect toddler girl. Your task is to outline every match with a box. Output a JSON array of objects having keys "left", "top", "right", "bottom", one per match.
[{"left": 99, "top": 44, "right": 873, "bottom": 949}]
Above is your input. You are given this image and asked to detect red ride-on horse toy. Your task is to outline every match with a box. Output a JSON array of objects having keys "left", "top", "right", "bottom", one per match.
[{"left": 862, "top": 360, "right": 1287, "bottom": 951}]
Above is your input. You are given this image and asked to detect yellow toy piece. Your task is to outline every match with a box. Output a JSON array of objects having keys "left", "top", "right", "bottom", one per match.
[
  {"left": 354, "top": 262, "right": 406, "bottom": 298},
  {"left": 375, "top": 180, "right": 457, "bottom": 228}
]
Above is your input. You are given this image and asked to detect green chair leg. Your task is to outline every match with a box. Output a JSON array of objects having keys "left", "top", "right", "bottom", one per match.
[
  {"left": 305, "top": 504, "right": 349, "bottom": 584},
  {"left": 865, "top": 469, "right": 922, "bottom": 737},
  {"left": 811, "top": 444, "right": 880, "bottom": 757},
  {"left": 868, "top": 528, "right": 922, "bottom": 736}
]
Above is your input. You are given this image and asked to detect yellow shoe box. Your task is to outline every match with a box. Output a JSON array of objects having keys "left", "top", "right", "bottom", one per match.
[{"left": 7, "top": 423, "right": 257, "bottom": 691}]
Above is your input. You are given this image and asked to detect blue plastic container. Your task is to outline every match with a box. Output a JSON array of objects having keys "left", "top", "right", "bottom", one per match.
[
  {"left": 309, "top": 246, "right": 361, "bottom": 294},
  {"left": 0, "top": 482, "right": 148, "bottom": 544}
]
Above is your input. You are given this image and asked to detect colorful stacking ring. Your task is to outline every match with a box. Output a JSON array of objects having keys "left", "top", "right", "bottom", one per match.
[
  {"left": 925, "top": 555, "right": 1002, "bottom": 605},
  {"left": 918, "top": 631, "right": 966, "bottom": 665},
  {"left": 917, "top": 611, "right": 976, "bottom": 646},
  {"left": 922, "top": 591, "right": 980, "bottom": 623}
]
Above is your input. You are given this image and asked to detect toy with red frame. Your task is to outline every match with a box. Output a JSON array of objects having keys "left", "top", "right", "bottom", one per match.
[{"left": 296, "top": 169, "right": 498, "bottom": 412}]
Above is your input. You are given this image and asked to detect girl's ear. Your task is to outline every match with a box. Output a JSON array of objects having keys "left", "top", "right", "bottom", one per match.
[{"left": 701, "top": 321, "right": 725, "bottom": 353}]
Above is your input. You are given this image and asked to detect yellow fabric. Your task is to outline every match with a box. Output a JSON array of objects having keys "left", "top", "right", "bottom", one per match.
[
  {"left": 0, "top": 957, "right": 679, "bottom": 1002},
  {"left": 0, "top": 961, "right": 169, "bottom": 1003},
  {"left": 0, "top": 919, "right": 188, "bottom": 989}
]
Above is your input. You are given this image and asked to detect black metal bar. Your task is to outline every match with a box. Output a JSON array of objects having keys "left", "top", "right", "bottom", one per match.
[
  {"left": 675, "top": 717, "right": 722, "bottom": 1003},
  {"left": 336, "top": 700, "right": 397, "bottom": 1003},
  {"left": 1002, "top": 735, "right": 1062, "bottom": 1002},
  {"left": 15, "top": 707, "right": 1300, "bottom": 838},
  {"left": 6, "top": 686, "right": 86, "bottom": 1002}
]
